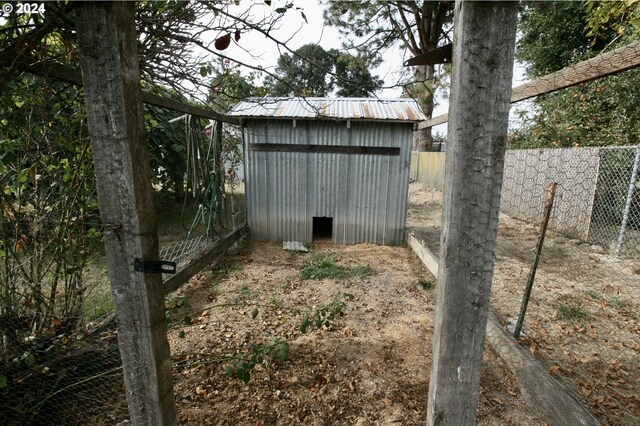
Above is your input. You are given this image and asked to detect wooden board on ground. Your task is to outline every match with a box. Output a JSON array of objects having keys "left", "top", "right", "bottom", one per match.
[{"left": 406, "top": 228, "right": 600, "bottom": 426}]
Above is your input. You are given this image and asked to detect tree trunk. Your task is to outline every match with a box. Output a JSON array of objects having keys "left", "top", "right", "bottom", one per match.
[
  {"left": 426, "top": 2, "right": 518, "bottom": 425},
  {"left": 413, "top": 64, "right": 434, "bottom": 151}
]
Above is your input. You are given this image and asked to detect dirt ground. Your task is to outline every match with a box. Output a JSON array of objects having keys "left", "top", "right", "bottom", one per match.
[
  {"left": 166, "top": 239, "right": 541, "bottom": 425},
  {"left": 407, "top": 182, "right": 640, "bottom": 425}
]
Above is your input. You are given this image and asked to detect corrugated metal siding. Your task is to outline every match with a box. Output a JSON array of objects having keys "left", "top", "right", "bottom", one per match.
[
  {"left": 231, "top": 97, "right": 426, "bottom": 122},
  {"left": 244, "top": 119, "right": 411, "bottom": 245}
]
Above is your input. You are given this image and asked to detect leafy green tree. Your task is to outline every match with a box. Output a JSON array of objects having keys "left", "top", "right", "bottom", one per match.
[
  {"left": 143, "top": 84, "right": 192, "bottom": 203},
  {"left": 265, "top": 44, "right": 335, "bottom": 96},
  {"left": 334, "top": 52, "right": 384, "bottom": 97},
  {"left": 509, "top": 69, "right": 640, "bottom": 148},
  {"left": 585, "top": 0, "right": 640, "bottom": 41},
  {"left": 0, "top": 1, "right": 296, "bottom": 98},
  {"left": 510, "top": 1, "right": 640, "bottom": 149},
  {"left": 264, "top": 43, "right": 383, "bottom": 97},
  {"left": 0, "top": 75, "right": 101, "bottom": 351},
  {"left": 206, "top": 61, "right": 267, "bottom": 112},
  {"left": 324, "top": 1, "right": 454, "bottom": 150},
  {"left": 516, "top": 1, "right": 610, "bottom": 78}
]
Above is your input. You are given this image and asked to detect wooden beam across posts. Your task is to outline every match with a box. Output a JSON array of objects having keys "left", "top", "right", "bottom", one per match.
[
  {"left": 76, "top": 3, "right": 176, "bottom": 424},
  {"left": 163, "top": 226, "right": 248, "bottom": 296},
  {"left": 417, "top": 41, "right": 640, "bottom": 131},
  {"left": 485, "top": 311, "right": 600, "bottom": 426},
  {"left": 426, "top": 2, "right": 518, "bottom": 425},
  {"left": 407, "top": 233, "right": 600, "bottom": 426},
  {"left": 140, "top": 91, "right": 242, "bottom": 125},
  {"left": 2, "top": 50, "right": 241, "bottom": 125}
]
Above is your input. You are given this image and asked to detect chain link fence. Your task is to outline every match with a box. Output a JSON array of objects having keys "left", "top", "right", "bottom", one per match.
[
  {"left": 409, "top": 151, "right": 639, "bottom": 424},
  {"left": 591, "top": 146, "right": 640, "bottom": 258},
  {"left": 493, "top": 144, "right": 640, "bottom": 424}
]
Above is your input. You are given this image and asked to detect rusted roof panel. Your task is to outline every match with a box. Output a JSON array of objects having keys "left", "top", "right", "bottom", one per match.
[{"left": 229, "top": 97, "right": 427, "bottom": 122}]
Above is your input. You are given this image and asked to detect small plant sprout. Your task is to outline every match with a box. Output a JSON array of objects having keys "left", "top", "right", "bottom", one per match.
[
  {"left": 418, "top": 278, "right": 434, "bottom": 290},
  {"left": 556, "top": 298, "right": 589, "bottom": 322}
]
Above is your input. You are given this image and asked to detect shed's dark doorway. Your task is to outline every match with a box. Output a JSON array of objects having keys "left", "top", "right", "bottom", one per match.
[{"left": 313, "top": 217, "right": 333, "bottom": 241}]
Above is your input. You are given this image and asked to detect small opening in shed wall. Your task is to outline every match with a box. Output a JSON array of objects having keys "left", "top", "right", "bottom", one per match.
[{"left": 312, "top": 217, "right": 333, "bottom": 241}]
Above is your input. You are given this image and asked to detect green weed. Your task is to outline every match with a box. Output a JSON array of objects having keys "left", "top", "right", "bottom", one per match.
[
  {"left": 269, "top": 292, "right": 284, "bottom": 308},
  {"left": 234, "top": 282, "right": 255, "bottom": 302},
  {"left": 212, "top": 261, "right": 240, "bottom": 278},
  {"left": 299, "top": 252, "right": 376, "bottom": 280},
  {"left": 350, "top": 265, "right": 375, "bottom": 278},
  {"left": 556, "top": 299, "right": 589, "bottom": 322},
  {"left": 165, "top": 294, "right": 189, "bottom": 310},
  {"left": 586, "top": 290, "right": 602, "bottom": 300},
  {"left": 300, "top": 253, "right": 348, "bottom": 280},
  {"left": 418, "top": 278, "right": 434, "bottom": 290},
  {"left": 608, "top": 297, "right": 628, "bottom": 309}
]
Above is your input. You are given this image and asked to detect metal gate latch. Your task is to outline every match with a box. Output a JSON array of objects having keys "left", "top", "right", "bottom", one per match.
[{"left": 134, "top": 258, "right": 177, "bottom": 274}]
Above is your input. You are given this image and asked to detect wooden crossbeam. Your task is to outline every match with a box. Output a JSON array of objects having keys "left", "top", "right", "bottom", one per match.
[
  {"left": 163, "top": 226, "right": 248, "bottom": 296},
  {"left": 417, "top": 41, "right": 640, "bottom": 131},
  {"left": 2, "top": 52, "right": 240, "bottom": 124},
  {"left": 140, "top": 91, "right": 241, "bottom": 125}
]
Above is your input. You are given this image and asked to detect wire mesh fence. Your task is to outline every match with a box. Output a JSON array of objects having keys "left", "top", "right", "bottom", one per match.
[
  {"left": 3, "top": 1, "right": 638, "bottom": 423},
  {"left": 150, "top": 110, "right": 246, "bottom": 275},
  {"left": 591, "top": 146, "right": 640, "bottom": 258},
  {"left": 409, "top": 143, "right": 640, "bottom": 424},
  {"left": 0, "top": 74, "right": 127, "bottom": 424},
  {"left": 0, "top": 69, "right": 245, "bottom": 423},
  {"left": 494, "top": 145, "right": 640, "bottom": 424}
]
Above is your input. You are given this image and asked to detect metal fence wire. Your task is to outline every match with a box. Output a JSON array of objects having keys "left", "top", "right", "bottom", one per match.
[
  {"left": 591, "top": 147, "right": 640, "bottom": 258},
  {"left": 3, "top": 2, "right": 639, "bottom": 424},
  {"left": 410, "top": 144, "right": 640, "bottom": 424},
  {"left": 492, "top": 147, "right": 640, "bottom": 424},
  {"left": 500, "top": 145, "right": 640, "bottom": 258},
  {"left": 0, "top": 70, "right": 246, "bottom": 423},
  {"left": 0, "top": 74, "right": 128, "bottom": 424},
  {"left": 493, "top": 144, "right": 640, "bottom": 425},
  {"left": 147, "top": 108, "right": 245, "bottom": 275}
]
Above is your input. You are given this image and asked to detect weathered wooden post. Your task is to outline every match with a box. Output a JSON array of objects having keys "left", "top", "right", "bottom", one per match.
[
  {"left": 76, "top": 2, "right": 176, "bottom": 424},
  {"left": 426, "top": 2, "right": 518, "bottom": 425}
]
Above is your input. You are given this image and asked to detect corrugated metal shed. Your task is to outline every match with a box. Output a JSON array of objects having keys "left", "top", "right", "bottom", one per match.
[
  {"left": 230, "top": 97, "right": 427, "bottom": 122},
  {"left": 236, "top": 98, "right": 421, "bottom": 245}
]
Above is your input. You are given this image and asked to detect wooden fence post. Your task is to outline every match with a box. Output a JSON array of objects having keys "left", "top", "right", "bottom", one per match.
[
  {"left": 426, "top": 2, "right": 518, "bottom": 425},
  {"left": 76, "top": 2, "right": 176, "bottom": 424}
]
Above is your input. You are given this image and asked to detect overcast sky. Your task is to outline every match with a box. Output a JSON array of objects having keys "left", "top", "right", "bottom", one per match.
[
  {"left": 218, "top": 0, "right": 531, "bottom": 133},
  {"left": 225, "top": 1, "right": 409, "bottom": 96}
]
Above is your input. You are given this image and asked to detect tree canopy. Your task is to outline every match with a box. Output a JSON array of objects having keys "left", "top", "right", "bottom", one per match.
[
  {"left": 324, "top": 1, "right": 454, "bottom": 149},
  {"left": 516, "top": 1, "right": 615, "bottom": 78},
  {"left": 206, "top": 61, "right": 266, "bottom": 112},
  {"left": 1, "top": 1, "right": 311, "bottom": 100},
  {"left": 263, "top": 44, "right": 382, "bottom": 97},
  {"left": 510, "top": 1, "right": 640, "bottom": 149}
]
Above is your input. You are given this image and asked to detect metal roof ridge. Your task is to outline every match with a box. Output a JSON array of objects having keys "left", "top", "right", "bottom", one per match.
[{"left": 239, "top": 96, "right": 418, "bottom": 102}]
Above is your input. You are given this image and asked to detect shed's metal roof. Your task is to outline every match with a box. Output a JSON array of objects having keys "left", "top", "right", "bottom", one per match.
[{"left": 229, "top": 97, "right": 427, "bottom": 122}]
